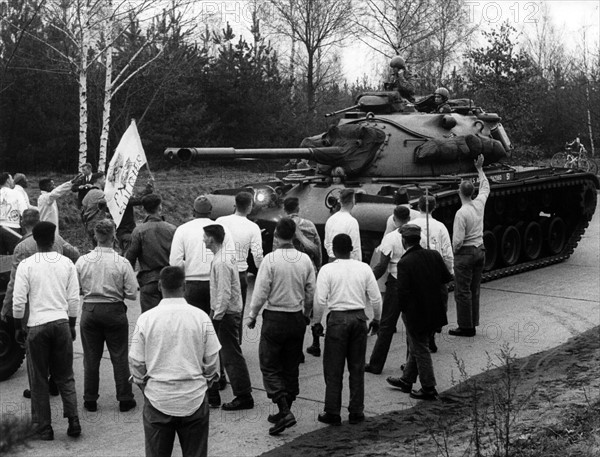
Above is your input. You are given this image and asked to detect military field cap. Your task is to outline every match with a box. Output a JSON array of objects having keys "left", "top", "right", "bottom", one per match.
[
  {"left": 400, "top": 224, "right": 421, "bottom": 239},
  {"left": 194, "top": 195, "right": 212, "bottom": 214},
  {"left": 13, "top": 173, "right": 26, "bottom": 185}
]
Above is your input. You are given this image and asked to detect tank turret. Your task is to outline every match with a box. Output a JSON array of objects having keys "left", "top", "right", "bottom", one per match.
[{"left": 165, "top": 58, "right": 598, "bottom": 283}]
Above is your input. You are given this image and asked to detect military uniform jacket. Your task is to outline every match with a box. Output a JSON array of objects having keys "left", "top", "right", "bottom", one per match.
[{"left": 396, "top": 244, "right": 452, "bottom": 332}]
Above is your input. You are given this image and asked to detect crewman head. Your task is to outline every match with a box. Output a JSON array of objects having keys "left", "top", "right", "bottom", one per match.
[{"left": 434, "top": 87, "right": 449, "bottom": 103}]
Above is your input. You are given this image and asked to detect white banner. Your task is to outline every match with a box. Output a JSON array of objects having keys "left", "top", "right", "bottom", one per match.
[{"left": 105, "top": 120, "right": 147, "bottom": 228}]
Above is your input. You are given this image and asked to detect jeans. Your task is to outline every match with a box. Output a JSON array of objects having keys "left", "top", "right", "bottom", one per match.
[
  {"left": 140, "top": 282, "right": 162, "bottom": 313},
  {"left": 323, "top": 310, "right": 368, "bottom": 415},
  {"left": 454, "top": 245, "right": 485, "bottom": 328},
  {"left": 258, "top": 310, "right": 306, "bottom": 402},
  {"left": 368, "top": 275, "right": 400, "bottom": 371},
  {"left": 143, "top": 396, "right": 209, "bottom": 457},
  {"left": 214, "top": 313, "right": 252, "bottom": 397},
  {"left": 185, "top": 281, "right": 210, "bottom": 315},
  {"left": 401, "top": 313, "right": 436, "bottom": 388},
  {"left": 80, "top": 302, "right": 133, "bottom": 402},
  {"left": 26, "top": 320, "right": 78, "bottom": 428}
]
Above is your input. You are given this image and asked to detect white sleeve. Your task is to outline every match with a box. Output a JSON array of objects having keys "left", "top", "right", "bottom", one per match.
[{"left": 169, "top": 228, "right": 185, "bottom": 268}]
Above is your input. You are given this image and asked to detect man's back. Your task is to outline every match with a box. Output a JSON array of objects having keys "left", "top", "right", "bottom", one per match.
[
  {"left": 0, "top": 187, "right": 27, "bottom": 228},
  {"left": 216, "top": 214, "right": 263, "bottom": 272},
  {"left": 131, "top": 300, "right": 220, "bottom": 416},
  {"left": 324, "top": 211, "right": 361, "bottom": 261}
]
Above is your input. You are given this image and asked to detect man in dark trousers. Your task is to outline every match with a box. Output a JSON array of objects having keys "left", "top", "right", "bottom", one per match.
[{"left": 386, "top": 224, "right": 452, "bottom": 401}]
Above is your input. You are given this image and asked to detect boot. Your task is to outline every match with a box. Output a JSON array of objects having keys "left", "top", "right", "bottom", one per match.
[
  {"left": 306, "top": 325, "right": 322, "bottom": 357},
  {"left": 268, "top": 397, "right": 296, "bottom": 436}
]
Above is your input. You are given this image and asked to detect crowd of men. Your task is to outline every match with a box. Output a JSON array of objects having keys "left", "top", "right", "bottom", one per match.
[{"left": 0, "top": 155, "right": 489, "bottom": 457}]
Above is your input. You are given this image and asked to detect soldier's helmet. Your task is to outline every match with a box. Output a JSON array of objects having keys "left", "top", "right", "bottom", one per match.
[
  {"left": 434, "top": 87, "right": 450, "bottom": 101},
  {"left": 390, "top": 56, "right": 406, "bottom": 70}
]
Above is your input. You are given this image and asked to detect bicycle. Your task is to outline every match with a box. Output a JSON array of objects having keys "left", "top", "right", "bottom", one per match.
[{"left": 550, "top": 140, "right": 597, "bottom": 173}]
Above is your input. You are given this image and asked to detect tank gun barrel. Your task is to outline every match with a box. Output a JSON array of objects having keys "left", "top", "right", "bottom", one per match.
[
  {"left": 164, "top": 146, "right": 341, "bottom": 162},
  {"left": 324, "top": 104, "right": 361, "bottom": 118}
]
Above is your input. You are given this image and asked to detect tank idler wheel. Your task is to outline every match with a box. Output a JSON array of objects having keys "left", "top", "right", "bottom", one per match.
[
  {"left": 545, "top": 216, "right": 566, "bottom": 255},
  {"left": 0, "top": 317, "right": 26, "bottom": 381},
  {"left": 580, "top": 182, "right": 598, "bottom": 218},
  {"left": 550, "top": 152, "right": 567, "bottom": 168},
  {"left": 482, "top": 230, "right": 497, "bottom": 271},
  {"left": 498, "top": 225, "right": 521, "bottom": 266},
  {"left": 520, "top": 221, "right": 543, "bottom": 261}
]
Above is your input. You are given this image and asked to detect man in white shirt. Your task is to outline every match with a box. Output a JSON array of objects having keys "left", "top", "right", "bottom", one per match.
[
  {"left": 169, "top": 196, "right": 217, "bottom": 314},
  {"left": 38, "top": 177, "right": 75, "bottom": 234},
  {"left": 12, "top": 221, "right": 81, "bottom": 440},
  {"left": 324, "top": 188, "right": 361, "bottom": 261},
  {"left": 365, "top": 205, "right": 411, "bottom": 374},
  {"left": 0, "top": 172, "right": 28, "bottom": 254},
  {"left": 247, "top": 218, "right": 315, "bottom": 436},
  {"left": 129, "top": 266, "right": 221, "bottom": 457},
  {"left": 13, "top": 173, "right": 31, "bottom": 207},
  {"left": 76, "top": 219, "right": 138, "bottom": 413},
  {"left": 216, "top": 191, "right": 263, "bottom": 340},
  {"left": 313, "top": 234, "right": 382, "bottom": 426},
  {"left": 383, "top": 189, "right": 420, "bottom": 236}
]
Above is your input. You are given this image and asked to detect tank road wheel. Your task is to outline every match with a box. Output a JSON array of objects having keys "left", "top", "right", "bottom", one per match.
[
  {"left": 499, "top": 225, "right": 521, "bottom": 266},
  {"left": 546, "top": 217, "right": 566, "bottom": 255},
  {"left": 521, "top": 221, "right": 543, "bottom": 261},
  {"left": 550, "top": 152, "right": 567, "bottom": 168},
  {"left": 482, "top": 230, "right": 497, "bottom": 271},
  {"left": 0, "top": 317, "right": 26, "bottom": 381}
]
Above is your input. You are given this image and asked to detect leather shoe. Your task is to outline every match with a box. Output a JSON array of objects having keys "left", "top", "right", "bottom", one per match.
[
  {"left": 386, "top": 377, "right": 412, "bottom": 393},
  {"left": 410, "top": 388, "right": 439, "bottom": 401},
  {"left": 84, "top": 401, "right": 97, "bottom": 412},
  {"left": 267, "top": 411, "right": 283, "bottom": 424},
  {"left": 33, "top": 424, "right": 54, "bottom": 441},
  {"left": 364, "top": 364, "right": 382, "bottom": 375},
  {"left": 449, "top": 327, "right": 476, "bottom": 337},
  {"left": 67, "top": 416, "right": 82, "bottom": 437},
  {"left": 222, "top": 396, "right": 254, "bottom": 411},
  {"left": 349, "top": 413, "right": 365, "bottom": 424},
  {"left": 306, "top": 345, "right": 321, "bottom": 357},
  {"left": 317, "top": 412, "right": 341, "bottom": 426},
  {"left": 119, "top": 400, "right": 137, "bottom": 412},
  {"left": 269, "top": 411, "right": 296, "bottom": 436}
]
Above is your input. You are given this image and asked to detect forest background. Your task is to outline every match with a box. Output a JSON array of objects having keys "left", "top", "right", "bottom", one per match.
[{"left": 0, "top": 0, "right": 598, "bottom": 173}]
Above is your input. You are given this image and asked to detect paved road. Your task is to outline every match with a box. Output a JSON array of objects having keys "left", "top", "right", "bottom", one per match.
[{"left": 2, "top": 200, "right": 598, "bottom": 457}]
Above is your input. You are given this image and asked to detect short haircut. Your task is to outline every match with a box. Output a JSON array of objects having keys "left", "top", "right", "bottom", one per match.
[
  {"left": 39, "top": 178, "right": 53, "bottom": 191},
  {"left": 203, "top": 224, "right": 225, "bottom": 245},
  {"left": 32, "top": 221, "right": 56, "bottom": 247},
  {"left": 339, "top": 188, "right": 355, "bottom": 205},
  {"left": 235, "top": 191, "right": 253, "bottom": 212},
  {"left": 275, "top": 217, "right": 296, "bottom": 241},
  {"left": 283, "top": 197, "right": 300, "bottom": 214},
  {"left": 22, "top": 208, "right": 40, "bottom": 228},
  {"left": 459, "top": 180, "right": 474, "bottom": 198},
  {"left": 0, "top": 172, "right": 10, "bottom": 186},
  {"left": 418, "top": 195, "right": 437, "bottom": 213},
  {"left": 393, "top": 205, "right": 410, "bottom": 222},
  {"left": 90, "top": 172, "right": 105, "bottom": 184},
  {"left": 332, "top": 233, "right": 353, "bottom": 255},
  {"left": 142, "top": 194, "right": 162, "bottom": 213},
  {"left": 81, "top": 163, "right": 92, "bottom": 170},
  {"left": 160, "top": 266, "right": 185, "bottom": 291},
  {"left": 94, "top": 219, "right": 115, "bottom": 243}
]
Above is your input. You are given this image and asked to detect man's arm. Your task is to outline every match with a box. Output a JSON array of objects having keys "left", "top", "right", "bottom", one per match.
[
  {"left": 211, "top": 263, "right": 232, "bottom": 321},
  {"left": 248, "top": 261, "right": 272, "bottom": 319},
  {"left": 311, "top": 269, "right": 329, "bottom": 325},
  {"left": 439, "top": 226, "right": 454, "bottom": 275},
  {"left": 250, "top": 225, "right": 264, "bottom": 270},
  {"left": 395, "top": 262, "right": 410, "bottom": 311},
  {"left": 202, "top": 320, "right": 222, "bottom": 385},
  {"left": 372, "top": 251, "right": 391, "bottom": 280},
  {"left": 47, "top": 181, "right": 73, "bottom": 204},
  {"left": 475, "top": 155, "right": 490, "bottom": 203},
  {"left": 1, "top": 244, "right": 28, "bottom": 319},
  {"left": 323, "top": 221, "right": 334, "bottom": 259},
  {"left": 125, "top": 228, "right": 141, "bottom": 267},
  {"left": 12, "top": 262, "right": 29, "bottom": 321},
  {"left": 169, "top": 228, "right": 185, "bottom": 268},
  {"left": 364, "top": 268, "right": 383, "bottom": 321},
  {"left": 350, "top": 219, "right": 362, "bottom": 261},
  {"left": 122, "top": 260, "right": 139, "bottom": 301},
  {"left": 307, "top": 223, "right": 323, "bottom": 269},
  {"left": 452, "top": 213, "right": 466, "bottom": 253},
  {"left": 303, "top": 261, "right": 316, "bottom": 318}
]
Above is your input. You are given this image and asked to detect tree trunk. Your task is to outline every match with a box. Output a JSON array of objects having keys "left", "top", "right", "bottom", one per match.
[
  {"left": 78, "top": 2, "right": 89, "bottom": 168},
  {"left": 307, "top": 51, "right": 315, "bottom": 112},
  {"left": 98, "top": 43, "right": 113, "bottom": 171}
]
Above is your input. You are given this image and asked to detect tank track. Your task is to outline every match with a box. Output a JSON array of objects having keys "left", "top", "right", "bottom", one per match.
[{"left": 435, "top": 173, "right": 598, "bottom": 287}]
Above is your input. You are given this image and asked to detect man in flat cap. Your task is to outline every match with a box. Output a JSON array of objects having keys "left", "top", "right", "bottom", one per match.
[{"left": 386, "top": 224, "right": 452, "bottom": 401}]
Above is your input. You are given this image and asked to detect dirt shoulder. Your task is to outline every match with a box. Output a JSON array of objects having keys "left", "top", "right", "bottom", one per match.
[{"left": 263, "top": 326, "right": 600, "bottom": 457}]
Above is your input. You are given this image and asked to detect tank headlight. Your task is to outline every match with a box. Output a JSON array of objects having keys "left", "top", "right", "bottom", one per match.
[{"left": 251, "top": 186, "right": 278, "bottom": 208}]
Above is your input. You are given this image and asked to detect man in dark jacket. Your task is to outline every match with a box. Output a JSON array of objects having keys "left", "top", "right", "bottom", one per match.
[
  {"left": 386, "top": 224, "right": 452, "bottom": 401},
  {"left": 71, "top": 163, "right": 94, "bottom": 208}
]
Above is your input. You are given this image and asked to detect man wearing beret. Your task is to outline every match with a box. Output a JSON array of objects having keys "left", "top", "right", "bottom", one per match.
[{"left": 386, "top": 224, "right": 452, "bottom": 401}]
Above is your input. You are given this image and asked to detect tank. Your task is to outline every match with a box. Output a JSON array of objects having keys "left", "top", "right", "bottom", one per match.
[
  {"left": 165, "top": 76, "right": 599, "bottom": 282},
  {"left": 0, "top": 250, "right": 25, "bottom": 381}
]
